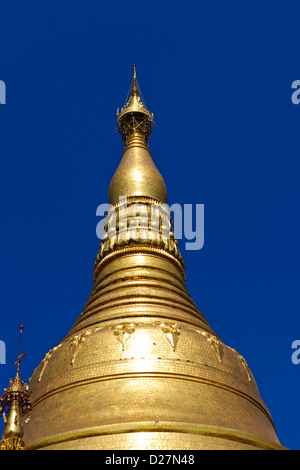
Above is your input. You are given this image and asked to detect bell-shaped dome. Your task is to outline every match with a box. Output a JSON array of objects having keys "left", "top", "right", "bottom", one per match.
[{"left": 108, "top": 134, "right": 167, "bottom": 205}]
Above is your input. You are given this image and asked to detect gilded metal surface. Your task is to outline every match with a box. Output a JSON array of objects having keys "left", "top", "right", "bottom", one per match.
[
  {"left": 22, "top": 67, "right": 285, "bottom": 450},
  {"left": 229, "top": 347, "right": 252, "bottom": 382},
  {"left": 113, "top": 323, "right": 137, "bottom": 351},
  {"left": 196, "top": 330, "right": 224, "bottom": 363},
  {"left": 0, "top": 327, "right": 31, "bottom": 450},
  {"left": 95, "top": 197, "right": 184, "bottom": 270},
  {"left": 157, "top": 321, "right": 181, "bottom": 352},
  {"left": 117, "top": 65, "right": 154, "bottom": 146},
  {"left": 1, "top": 401, "right": 24, "bottom": 449},
  {"left": 25, "top": 423, "right": 286, "bottom": 451},
  {"left": 109, "top": 66, "right": 167, "bottom": 205},
  {"left": 39, "top": 345, "right": 62, "bottom": 382},
  {"left": 108, "top": 135, "right": 168, "bottom": 205}
]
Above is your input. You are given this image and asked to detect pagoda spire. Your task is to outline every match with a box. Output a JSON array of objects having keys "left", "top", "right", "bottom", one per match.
[
  {"left": 117, "top": 64, "right": 154, "bottom": 147},
  {"left": 0, "top": 325, "right": 31, "bottom": 451},
  {"left": 131, "top": 64, "right": 139, "bottom": 97},
  {"left": 108, "top": 65, "right": 167, "bottom": 205}
]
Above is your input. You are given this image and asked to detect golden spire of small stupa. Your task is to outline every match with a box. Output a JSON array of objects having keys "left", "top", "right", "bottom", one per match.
[{"left": 0, "top": 325, "right": 31, "bottom": 451}]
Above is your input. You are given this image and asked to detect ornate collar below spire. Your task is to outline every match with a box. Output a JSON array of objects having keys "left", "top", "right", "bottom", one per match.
[{"left": 117, "top": 65, "right": 154, "bottom": 147}]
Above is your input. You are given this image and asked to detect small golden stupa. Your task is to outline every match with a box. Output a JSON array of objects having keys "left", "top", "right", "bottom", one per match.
[
  {"left": 14, "top": 67, "right": 284, "bottom": 450},
  {"left": 0, "top": 326, "right": 31, "bottom": 450}
]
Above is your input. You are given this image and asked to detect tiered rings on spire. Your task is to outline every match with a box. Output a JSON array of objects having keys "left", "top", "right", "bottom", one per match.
[{"left": 100, "top": 66, "right": 177, "bottom": 282}]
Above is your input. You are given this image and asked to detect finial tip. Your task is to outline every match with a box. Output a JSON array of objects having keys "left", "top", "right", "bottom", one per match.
[{"left": 132, "top": 64, "right": 136, "bottom": 78}]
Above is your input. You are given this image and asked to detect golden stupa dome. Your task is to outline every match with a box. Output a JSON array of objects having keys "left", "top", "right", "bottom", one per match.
[{"left": 21, "top": 67, "right": 285, "bottom": 450}]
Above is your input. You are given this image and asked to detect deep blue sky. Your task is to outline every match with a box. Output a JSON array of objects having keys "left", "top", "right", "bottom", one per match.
[{"left": 0, "top": 0, "right": 299, "bottom": 450}]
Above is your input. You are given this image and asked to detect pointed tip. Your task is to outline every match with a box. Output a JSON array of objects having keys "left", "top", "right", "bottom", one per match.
[
  {"left": 131, "top": 64, "right": 139, "bottom": 97},
  {"left": 16, "top": 325, "right": 26, "bottom": 374},
  {"left": 132, "top": 63, "right": 136, "bottom": 79}
]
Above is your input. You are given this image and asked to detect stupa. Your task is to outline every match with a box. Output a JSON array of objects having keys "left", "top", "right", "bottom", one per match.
[{"left": 16, "top": 66, "right": 285, "bottom": 450}]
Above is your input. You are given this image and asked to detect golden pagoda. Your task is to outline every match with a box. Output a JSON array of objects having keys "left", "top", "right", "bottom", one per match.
[
  {"left": 21, "top": 66, "right": 285, "bottom": 450},
  {"left": 0, "top": 326, "right": 31, "bottom": 450}
]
